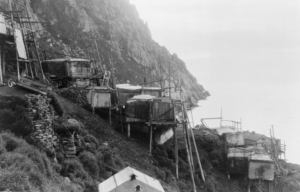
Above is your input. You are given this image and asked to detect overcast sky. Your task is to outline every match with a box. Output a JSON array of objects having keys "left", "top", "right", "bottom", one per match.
[
  {"left": 130, "top": 0, "right": 300, "bottom": 87},
  {"left": 130, "top": 0, "right": 300, "bottom": 163}
]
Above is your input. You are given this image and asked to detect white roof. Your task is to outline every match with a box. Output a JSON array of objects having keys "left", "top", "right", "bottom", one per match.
[
  {"left": 43, "top": 58, "right": 90, "bottom": 62},
  {"left": 227, "top": 148, "right": 251, "bottom": 158},
  {"left": 214, "top": 126, "right": 237, "bottom": 135},
  {"left": 98, "top": 167, "right": 165, "bottom": 192},
  {"left": 132, "top": 94, "right": 156, "bottom": 100},
  {"left": 116, "top": 84, "right": 142, "bottom": 90}
]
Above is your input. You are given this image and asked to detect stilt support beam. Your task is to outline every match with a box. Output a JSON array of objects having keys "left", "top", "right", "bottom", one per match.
[
  {"left": 127, "top": 123, "right": 131, "bottom": 138},
  {"left": 149, "top": 125, "right": 153, "bottom": 154}
]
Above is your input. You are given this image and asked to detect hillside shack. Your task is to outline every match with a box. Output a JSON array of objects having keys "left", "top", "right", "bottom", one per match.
[
  {"left": 248, "top": 147, "right": 274, "bottom": 181},
  {"left": 116, "top": 84, "right": 142, "bottom": 106},
  {"left": 226, "top": 132, "right": 245, "bottom": 146},
  {"left": 116, "top": 84, "right": 163, "bottom": 106},
  {"left": 125, "top": 95, "right": 176, "bottom": 124},
  {"left": 243, "top": 131, "right": 272, "bottom": 148},
  {"left": 98, "top": 166, "right": 165, "bottom": 192},
  {"left": 227, "top": 147, "right": 251, "bottom": 175}
]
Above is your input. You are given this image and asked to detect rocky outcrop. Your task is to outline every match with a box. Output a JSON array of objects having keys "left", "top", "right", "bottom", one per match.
[{"left": 1, "top": 0, "right": 210, "bottom": 102}]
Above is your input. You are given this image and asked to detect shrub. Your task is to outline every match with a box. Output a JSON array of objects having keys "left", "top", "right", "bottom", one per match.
[
  {"left": 177, "top": 180, "right": 189, "bottom": 191},
  {"left": 0, "top": 95, "right": 33, "bottom": 137},
  {"left": 61, "top": 159, "right": 89, "bottom": 181},
  {"left": 48, "top": 92, "right": 65, "bottom": 116},
  {"left": 78, "top": 151, "right": 99, "bottom": 180},
  {"left": 0, "top": 136, "right": 6, "bottom": 155},
  {"left": 155, "top": 167, "right": 166, "bottom": 181},
  {"left": 0, "top": 170, "right": 32, "bottom": 191},
  {"left": 0, "top": 132, "right": 84, "bottom": 192}
]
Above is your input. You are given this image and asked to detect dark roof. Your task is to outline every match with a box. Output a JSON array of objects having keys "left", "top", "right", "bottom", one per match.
[{"left": 243, "top": 131, "right": 268, "bottom": 141}]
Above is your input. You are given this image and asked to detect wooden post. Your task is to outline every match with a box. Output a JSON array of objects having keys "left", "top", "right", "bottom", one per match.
[
  {"left": 1, "top": 43, "right": 5, "bottom": 76},
  {"left": 173, "top": 126, "right": 179, "bottom": 178},
  {"left": 183, "top": 120, "right": 197, "bottom": 192},
  {"left": 0, "top": 43, "right": 3, "bottom": 84},
  {"left": 269, "top": 181, "right": 273, "bottom": 192},
  {"left": 182, "top": 104, "right": 197, "bottom": 192},
  {"left": 127, "top": 123, "right": 130, "bottom": 138},
  {"left": 23, "top": 0, "right": 45, "bottom": 82},
  {"left": 119, "top": 107, "right": 124, "bottom": 133},
  {"left": 284, "top": 141, "right": 286, "bottom": 161},
  {"left": 190, "top": 122, "right": 205, "bottom": 182},
  {"left": 186, "top": 122, "right": 195, "bottom": 173},
  {"left": 247, "top": 181, "right": 251, "bottom": 192},
  {"left": 184, "top": 104, "right": 195, "bottom": 173},
  {"left": 149, "top": 125, "right": 153, "bottom": 154}
]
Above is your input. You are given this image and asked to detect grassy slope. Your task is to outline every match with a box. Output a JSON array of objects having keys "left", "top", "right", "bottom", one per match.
[{"left": 1, "top": 86, "right": 299, "bottom": 192}]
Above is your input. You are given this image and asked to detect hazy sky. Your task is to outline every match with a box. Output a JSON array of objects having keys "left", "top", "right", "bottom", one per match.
[{"left": 129, "top": 0, "right": 300, "bottom": 163}]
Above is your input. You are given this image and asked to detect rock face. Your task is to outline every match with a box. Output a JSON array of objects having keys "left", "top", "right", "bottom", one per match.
[{"left": 1, "top": 0, "right": 210, "bottom": 102}]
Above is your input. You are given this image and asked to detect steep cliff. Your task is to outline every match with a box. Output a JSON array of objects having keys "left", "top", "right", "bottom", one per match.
[{"left": 1, "top": 0, "right": 209, "bottom": 102}]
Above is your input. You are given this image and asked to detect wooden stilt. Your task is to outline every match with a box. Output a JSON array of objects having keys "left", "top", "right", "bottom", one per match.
[
  {"left": 186, "top": 123, "right": 195, "bottom": 173},
  {"left": 149, "top": 125, "right": 153, "bottom": 154},
  {"left": 119, "top": 107, "right": 124, "bottom": 133},
  {"left": 29, "top": 62, "right": 34, "bottom": 78},
  {"left": 127, "top": 123, "right": 131, "bottom": 138},
  {"left": 109, "top": 106, "right": 111, "bottom": 125},
  {"left": 1, "top": 43, "right": 5, "bottom": 76},
  {"left": 247, "top": 180, "right": 251, "bottom": 192},
  {"left": 0, "top": 43, "right": 3, "bottom": 84},
  {"left": 181, "top": 103, "right": 196, "bottom": 192},
  {"left": 183, "top": 104, "right": 195, "bottom": 173},
  {"left": 190, "top": 123, "right": 205, "bottom": 182},
  {"left": 173, "top": 126, "right": 179, "bottom": 178},
  {"left": 269, "top": 181, "right": 273, "bottom": 192},
  {"left": 183, "top": 121, "right": 197, "bottom": 192}
]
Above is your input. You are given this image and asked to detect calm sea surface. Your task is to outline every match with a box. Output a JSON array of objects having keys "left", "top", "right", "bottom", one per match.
[{"left": 187, "top": 82, "right": 300, "bottom": 164}]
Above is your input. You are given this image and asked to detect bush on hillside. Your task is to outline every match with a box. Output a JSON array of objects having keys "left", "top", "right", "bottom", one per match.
[
  {"left": 78, "top": 151, "right": 99, "bottom": 180},
  {"left": 0, "top": 132, "right": 82, "bottom": 192},
  {"left": 0, "top": 97, "right": 33, "bottom": 136},
  {"left": 0, "top": 170, "right": 32, "bottom": 191},
  {"left": 48, "top": 92, "right": 64, "bottom": 116},
  {"left": 61, "top": 159, "right": 89, "bottom": 181},
  {"left": 84, "top": 135, "right": 99, "bottom": 153}
]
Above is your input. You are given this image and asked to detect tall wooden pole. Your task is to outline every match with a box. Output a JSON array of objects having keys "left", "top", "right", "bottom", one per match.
[
  {"left": 173, "top": 126, "right": 179, "bottom": 178},
  {"left": 149, "top": 125, "right": 153, "bottom": 154},
  {"left": 0, "top": 43, "right": 3, "bottom": 84},
  {"left": 189, "top": 121, "right": 205, "bottom": 182},
  {"left": 169, "top": 62, "right": 171, "bottom": 98},
  {"left": 23, "top": 0, "right": 45, "bottom": 82},
  {"left": 182, "top": 104, "right": 197, "bottom": 192}
]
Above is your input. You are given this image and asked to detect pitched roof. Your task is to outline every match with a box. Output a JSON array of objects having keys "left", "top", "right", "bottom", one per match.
[
  {"left": 98, "top": 167, "right": 165, "bottom": 192},
  {"left": 243, "top": 131, "right": 266, "bottom": 141}
]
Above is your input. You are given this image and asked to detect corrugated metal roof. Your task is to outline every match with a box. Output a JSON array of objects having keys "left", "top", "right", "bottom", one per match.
[
  {"left": 98, "top": 167, "right": 165, "bottom": 192},
  {"left": 43, "top": 58, "right": 90, "bottom": 62},
  {"left": 227, "top": 147, "right": 251, "bottom": 158},
  {"left": 214, "top": 127, "right": 237, "bottom": 135},
  {"left": 142, "top": 87, "right": 162, "bottom": 90},
  {"left": 116, "top": 84, "right": 142, "bottom": 90},
  {"left": 243, "top": 131, "right": 265, "bottom": 141}
]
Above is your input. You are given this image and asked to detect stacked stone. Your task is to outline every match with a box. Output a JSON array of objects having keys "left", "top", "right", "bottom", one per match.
[
  {"left": 62, "top": 132, "right": 76, "bottom": 158},
  {"left": 25, "top": 94, "right": 58, "bottom": 152}
]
